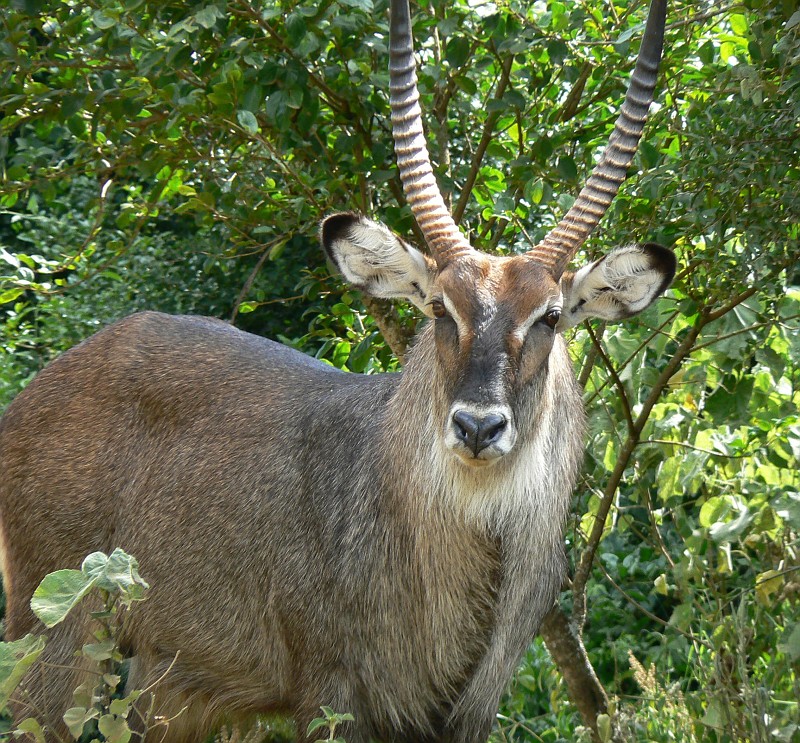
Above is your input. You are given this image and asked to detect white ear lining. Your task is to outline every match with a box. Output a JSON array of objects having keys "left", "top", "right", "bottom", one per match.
[
  {"left": 560, "top": 244, "right": 673, "bottom": 328},
  {"left": 597, "top": 247, "right": 666, "bottom": 310},
  {"left": 326, "top": 217, "right": 435, "bottom": 309}
]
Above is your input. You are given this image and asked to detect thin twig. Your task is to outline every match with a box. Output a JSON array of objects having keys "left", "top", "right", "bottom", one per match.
[
  {"left": 595, "top": 559, "right": 714, "bottom": 651},
  {"left": 586, "top": 323, "right": 635, "bottom": 438},
  {"left": 229, "top": 237, "right": 285, "bottom": 323},
  {"left": 640, "top": 487, "right": 675, "bottom": 569},
  {"left": 452, "top": 54, "right": 514, "bottom": 225},
  {"left": 640, "top": 438, "right": 751, "bottom": 459}
]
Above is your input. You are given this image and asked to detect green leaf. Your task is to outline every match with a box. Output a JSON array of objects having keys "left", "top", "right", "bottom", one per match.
[
  {"left": 525, "top": 178, "right": 544, "bottom": 205},
  {"left": 338, "top": 0, "right": 373, "bottom": 11},
  {"left": 285, "top": 13, "right": 306, "bottom": 48},
  {"left": 709, "top": 507, "right": 752, "bottom": 543},
  {"left": 109, "top": 689, "right": 141, "bottom": 716},
  {"left": 72, "top": 679, "right": 95, "bottom": 708},
  {"left": 0, "top": 288, "right": 25, "bottom": 305},
  {"left": 236, "top": 110, "right": 259, "bottom": 134},
  {"left": 756, "top": 570, "right": 783, "bottom": 606},
  {"left": 98, "top": 714, "right": 132, "bottom": 743},
  {"left": 669, "top": 603, "right": 693, "bottom": 632},
  {"left": 82, "top": 639, "right": 116, "bottom": 662},
  {"left": 306, "top": 718, "right": 328, "bottom": 735},
  {"left": 701, "top": 697, "right": 726, "bottom": 729},
  {"left": 557, "top": 156, "right": 578, "bottom": 181},
  {"left": 699, "top": 495, "right": 754, "bottom": 544},
  {"left": 0, "top": 635, "right": 46, "bottom": 709},
  {"left": 777, "top": 623, "right": 800, "bottom": 661},
  {"left": 92, "top": 11, "right": 117, "bottom": 29},
  {"left": 81, "top": 552, "right": 108, "bottom": 577},
  {"left": 15, "top": 717, "right": 46, "bottom": 743},
  {"left": 82, "top": 549, "right": 149, "bottom": 602},
  {"left": 0, "top": 247, "right": 20, "bottom": 268},
  {"left": 109, "top": 697, "right": 131, "bottom": 715},
  {"left": 194, "top": 5, "right": 223, "bottom": 29},
  {"left": 699, "top": 496, "right": 730, "bottom": 529},
  {"left": 60, "top": 94, "right": 85, "bottom": 120},
  {"left": 31, "top": 570, "right": 96, "bottom": 628},
  {"left": 774, "top": 492, "right": 800, "bottom": 529},
  {"left": 729, "top": 14, "right": 748, "bottom": 36},
  {"left": 446, "top": 37, "right": 470, "bottom": 69},
  {"left": 597, "top": 713, "right": 612, "bottom": 742},
  {"left": 63, "top": 706, "right": 99, "bottom": 739}
]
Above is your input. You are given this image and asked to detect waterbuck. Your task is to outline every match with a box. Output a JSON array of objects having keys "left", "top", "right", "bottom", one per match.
[{"left": 0, "top": 0, "right": 673, "bottom": 740}]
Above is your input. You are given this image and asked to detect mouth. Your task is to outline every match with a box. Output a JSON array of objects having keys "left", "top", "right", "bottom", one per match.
[{"left": 452, "top": 449, "right": 504, "bottom": 467}]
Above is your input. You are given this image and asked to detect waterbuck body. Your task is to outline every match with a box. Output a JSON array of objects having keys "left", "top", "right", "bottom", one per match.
[
  {"left": 0, "top": 302, "right": 580, "bottom": 741},
  {"left": 0, "top": 0, "right": 673, "bottom": 740}
]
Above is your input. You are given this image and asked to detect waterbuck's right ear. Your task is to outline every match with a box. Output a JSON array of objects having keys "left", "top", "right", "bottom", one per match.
[{"left": 321, "top": 213, "right": 436, "bottom": 314}]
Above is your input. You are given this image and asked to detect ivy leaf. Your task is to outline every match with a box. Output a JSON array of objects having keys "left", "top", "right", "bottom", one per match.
[
  {"left": 15, "top": 717, "right": 46, "bottom": 743},
  {"left": 82, "top": 639, "right": 117, "bottom": 662},
  {"left": 0, "top": 635, "right": 46, "bottom": 709},
  {"left": 98, "top": 714, "right": 132, "bottom": 743},
  {"left": 31, "top": 570, "right": 96, "bottom": 628},
  {"left": 237, "top": 110, "right": 259, "bottom": 134},
  {"left": 63, "top": 706, "right": 99, "bottom": 739},
  {"left": 82, "top": 549, "right": 149, "bottom": 602}
]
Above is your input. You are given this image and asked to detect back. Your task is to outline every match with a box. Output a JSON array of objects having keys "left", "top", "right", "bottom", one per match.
[{"left": 0, "top": 311, "right": 395, "bottom": 636}]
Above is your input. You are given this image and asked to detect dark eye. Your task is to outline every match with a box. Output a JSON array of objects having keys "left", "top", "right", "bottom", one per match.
[
  {"left": 430, "top": 300, "right": 447, "bottom": 319},
  {"left": 542, "top": 308, "right": 561, "bottom": 329}
]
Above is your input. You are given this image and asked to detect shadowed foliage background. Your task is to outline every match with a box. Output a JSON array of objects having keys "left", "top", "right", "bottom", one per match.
[{"left": 1, "top": 0, "right": 798, "bottom": 740}]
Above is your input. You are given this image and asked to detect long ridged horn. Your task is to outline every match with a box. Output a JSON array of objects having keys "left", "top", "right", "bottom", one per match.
[
  {"left": 390, "top": 0, "right": 474, "bottom": 267},
  {"left": 529, "top": 0, "right": 667, "bottom": 278}
]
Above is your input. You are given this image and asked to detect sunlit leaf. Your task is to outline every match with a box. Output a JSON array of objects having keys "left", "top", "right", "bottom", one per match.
[
  {"left": 0, "top": 635, "right": 46, "bottom": 709},
  {"left": 31, "top": 570, "right": 96, "bottom": 628}
]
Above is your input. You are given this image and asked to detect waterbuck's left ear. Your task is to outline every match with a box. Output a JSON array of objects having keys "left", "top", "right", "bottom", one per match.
[{"left": 558, "top": 243, "right": 676, "bottom": 330}]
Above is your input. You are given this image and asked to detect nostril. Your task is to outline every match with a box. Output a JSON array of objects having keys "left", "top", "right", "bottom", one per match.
[
  {"left": 480, "top": 414, "right": 507, "bottom": 446},
  {"left": 452, "top": 410, "right": 479, "bottom": 443}
]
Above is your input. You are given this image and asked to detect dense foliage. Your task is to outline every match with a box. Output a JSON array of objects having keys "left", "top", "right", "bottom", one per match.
[{"left": 1, "top": 0, "right": 798, "bottom": 741}]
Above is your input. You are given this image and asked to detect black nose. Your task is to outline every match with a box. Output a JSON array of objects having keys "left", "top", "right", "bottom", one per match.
[{"left": 452, "top": 411, "right": 508, "bottom": 456}]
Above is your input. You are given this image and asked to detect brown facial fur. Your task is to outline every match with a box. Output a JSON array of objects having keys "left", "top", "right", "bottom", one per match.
[{"left": 431, "top": 255, "right": 561, "bottom": 414}]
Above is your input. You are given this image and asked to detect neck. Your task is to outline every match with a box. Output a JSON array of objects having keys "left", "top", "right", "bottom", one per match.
[{"left": 380, "top": 325, "right": 585, "bottom": 535}]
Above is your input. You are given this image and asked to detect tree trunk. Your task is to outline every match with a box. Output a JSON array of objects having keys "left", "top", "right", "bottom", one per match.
[{"left": 540, "top": 605, "right": 608, "bottom": 741}]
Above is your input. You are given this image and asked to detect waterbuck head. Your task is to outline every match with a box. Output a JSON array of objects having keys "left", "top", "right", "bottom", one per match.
[{"left": 322, "top": 0, "right": 675, "bottom": 467}]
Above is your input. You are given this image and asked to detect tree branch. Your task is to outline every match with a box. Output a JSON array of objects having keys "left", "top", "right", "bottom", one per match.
[
  {"left": 540, "top": 606, "right": 608, "bottom": 741},
  {"left": 586, "top": 323, "right": 635, "bottom": 438},
  {"left": 361, "top": 296, "right": 415, "bottom": 362},
  {"left": 452, "top": 54, "right": 514, "bottom": 225},
  {"left": 572, "top": 316, "right": 707, "bottom": 626}
]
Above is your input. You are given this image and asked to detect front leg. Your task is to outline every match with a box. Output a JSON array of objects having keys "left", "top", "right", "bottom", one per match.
[
  {"left": 447, "top": 539, "right": 566, "bottom": 741},
  {"left": 443, "top": 660, "right": 505, "bottom": 742}
]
